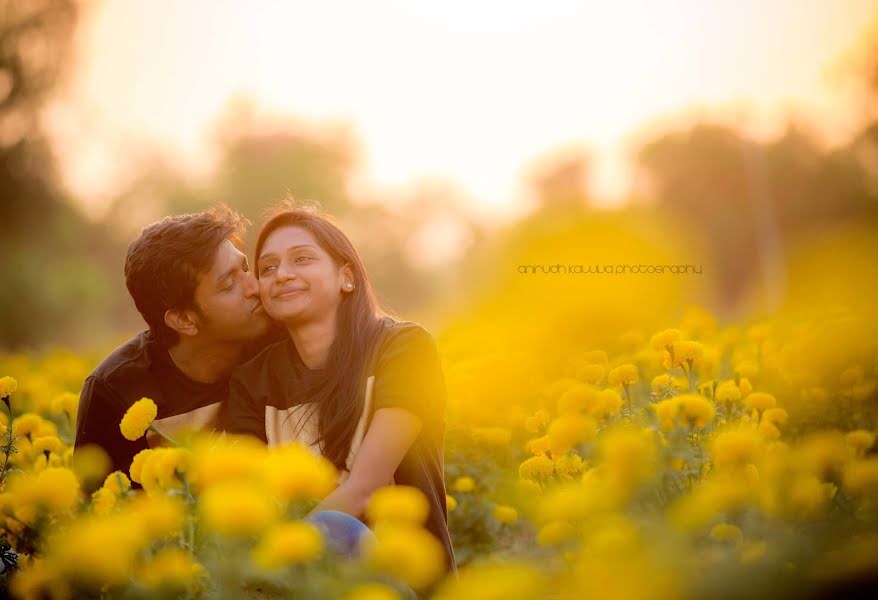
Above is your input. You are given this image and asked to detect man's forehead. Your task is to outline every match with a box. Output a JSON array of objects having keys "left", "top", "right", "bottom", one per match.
[{"left": 207, "top": 240, "right": 246, "bottom": 275}]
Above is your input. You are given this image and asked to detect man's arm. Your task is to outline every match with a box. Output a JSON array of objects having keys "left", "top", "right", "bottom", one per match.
[{"left": 75, "top": 376, "right": 147, "bottom": 476}]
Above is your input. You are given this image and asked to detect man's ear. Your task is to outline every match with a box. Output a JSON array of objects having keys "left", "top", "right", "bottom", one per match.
[{"left": 164, "top": 308, "right": 199, "bottom": 338}]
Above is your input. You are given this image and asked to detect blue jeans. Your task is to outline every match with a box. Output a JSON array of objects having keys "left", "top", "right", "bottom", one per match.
[
  {"left": 305, "top": 510, "right": 375, "bottom": 559},
  {"left": 304, "top": 510, "right": 418, "bottom": 599}
]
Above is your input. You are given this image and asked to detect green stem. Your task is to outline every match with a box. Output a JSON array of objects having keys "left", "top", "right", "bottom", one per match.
[{"left": 149, "top": 422, "right": 179, "bottom": 446}]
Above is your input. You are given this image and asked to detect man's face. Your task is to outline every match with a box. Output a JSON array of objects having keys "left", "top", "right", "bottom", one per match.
[{"left": 190, "top": 239, "right": 271, "bottom": 342}]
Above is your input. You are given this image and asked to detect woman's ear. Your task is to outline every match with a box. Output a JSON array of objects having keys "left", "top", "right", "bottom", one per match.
[
  {"left": 164, "top": 308, "right": 199, "bottom": 338},
  {"left": 340, "top": 263, "right": 356, "bottom": 293}
]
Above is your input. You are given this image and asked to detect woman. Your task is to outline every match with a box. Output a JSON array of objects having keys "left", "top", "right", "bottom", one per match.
[{"left": 223, "top": 204, "right": 456, "bottom": 577}]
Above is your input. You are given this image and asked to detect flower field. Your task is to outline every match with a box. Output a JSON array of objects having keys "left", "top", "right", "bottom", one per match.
[{"left": 1, "top": 304, "right": 877, "bottom": 599}]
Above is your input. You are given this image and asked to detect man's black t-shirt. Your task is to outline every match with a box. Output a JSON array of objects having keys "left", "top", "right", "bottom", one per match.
[
  {"left": 222, "top": 317, "right": 456, "bottom": 576},
  {"left": 75, "top": 329, "right": 276, "bottom": 476}
]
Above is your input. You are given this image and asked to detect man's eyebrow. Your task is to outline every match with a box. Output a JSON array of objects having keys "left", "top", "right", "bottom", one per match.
[
  {"left": 216, "top": 254, "right": 247, "bottom": 285},
  {"left": 257, "top": 244, "right": 315, "bottom": 262}
]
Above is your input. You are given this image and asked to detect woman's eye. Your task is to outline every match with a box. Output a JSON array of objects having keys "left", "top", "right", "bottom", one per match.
[
  {"left": 261, "top": 265, "right": 277, "bottom": 274},
  {"left": 295, "top": 256, "right": 311, "bottom": 263}
]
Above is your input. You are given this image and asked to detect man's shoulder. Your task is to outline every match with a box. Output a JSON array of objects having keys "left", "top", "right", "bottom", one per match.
[{"left": 89, "top": 330, "right": 156, "bottom": 384}]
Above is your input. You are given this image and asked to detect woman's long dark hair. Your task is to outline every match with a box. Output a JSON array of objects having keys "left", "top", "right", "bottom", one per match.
[{"left": 254, "top": 201, "right": 396, "bottom": 470}]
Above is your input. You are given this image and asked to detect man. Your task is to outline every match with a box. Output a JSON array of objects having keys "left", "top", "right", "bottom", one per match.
[{"left": 75, "top": 206, "right": 275, "bottom": 475}]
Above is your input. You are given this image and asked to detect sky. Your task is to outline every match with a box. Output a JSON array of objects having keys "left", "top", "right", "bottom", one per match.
[{"left": 48, "top": 0, "right": 878, "bottom": 219}]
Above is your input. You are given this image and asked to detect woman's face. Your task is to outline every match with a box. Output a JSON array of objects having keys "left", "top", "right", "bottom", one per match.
[{"left": 256, "top": 225, "right": 353, "bottom": 325}]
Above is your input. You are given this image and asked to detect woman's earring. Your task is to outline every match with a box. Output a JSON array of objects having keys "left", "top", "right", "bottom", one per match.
[{"left": 345, "top": 282, "right": 354, "bottom": 291}]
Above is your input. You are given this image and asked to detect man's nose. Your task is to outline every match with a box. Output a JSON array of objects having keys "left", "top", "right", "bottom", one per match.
[{"left": 243, "top": 271, "right": 260, "bottom": 296}]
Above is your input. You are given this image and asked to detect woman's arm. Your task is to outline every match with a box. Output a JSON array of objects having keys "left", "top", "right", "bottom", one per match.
[{"left": 310, "top": 407, "right": 422, "bottom": 517}]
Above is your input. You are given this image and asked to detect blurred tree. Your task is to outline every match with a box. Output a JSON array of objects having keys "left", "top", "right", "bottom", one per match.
[
  {"left": 636, "top": 122, "right": 878, "bottom": 316},
  {"left": 0, "top": 0, "right": 126, "bottom": 350},
  {"left": 524, "top": 147, "right": 591, "bottom": 211}
]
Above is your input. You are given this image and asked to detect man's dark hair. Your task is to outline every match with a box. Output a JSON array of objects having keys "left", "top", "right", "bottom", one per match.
[{"left": 124, "top": 205, "right": 249, "bottom": 348}]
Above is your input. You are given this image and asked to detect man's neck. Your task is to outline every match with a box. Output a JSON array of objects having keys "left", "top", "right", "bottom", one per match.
[
  {"left": 167, "top": 338, "right": 244, "bottom": 384},
  {"left": 287, "top": 313, "right": 336, "bottom": 370}
]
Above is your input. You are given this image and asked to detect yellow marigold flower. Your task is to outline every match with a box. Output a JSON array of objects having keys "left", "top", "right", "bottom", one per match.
[
  {"left": 453, "top": 476, "right": 475, "bottom": 493},
  {"left": 676, "top": 394, "right": 716, "bottom": 429},
  {"left": 762, "top": 408, "right": 788, "bottom": 425},
  {"left": 537, "top": 520, "right": 575, "bottom": 546},
  {"left": 735, "top": 361, "right": 759, "bottom": 380},
  {"left": 252, "top": 521, "right": 324, "bottom": 569},
  {"left": 187, "top": 433, "right": 267, "bottom": 488},
  {"left": 710, "top": 523, "right": 744, "bottom": 546},
  {"left": 129, "top": 448, "right": 153, "bottom": 484},
  {"left": 711, "top": 428, "right": 765, "bottom": 469},
  {"left": 366, "top": 485, "right": 430, "bottom": 526},
  {"left": 446, "top": 494, "right": 457, "bottom": 512},
  {"left": 0, "top": 376, "right": 17, "bottom": 398},
  {"left": 139, "top": 447, "right": 190, "bottom": 494},
  {"left": 32, "top": 435, "right": 64, "bottom": 455},
  {"left": 10, "top": 467, "right": 82, "bottom": 515},
  {"left": 715, "top": 380, "right": 742, "bottom": 405},
  {"left": 582, "top": 350, "right": 609, "bottom": 366},
  {"left": 119, "top": 398, "right": 158, "bottom": 441},
  {"left": 345, "top": 583, "right": 402, "bottom": 600},
  {"left": 557, "top": 384, "right": 599, "bottom": 414},
  {"left": 72, "top": 443, "right": 111, "bottom": 487},
  {"left": 846, "top": 430, "right": 876, "bottom": 457},
  {"left": 130, "top": 494, "right": 186, "bottom": 542},
  {"left": 758, "top": 420, "right": 781, "bottom": 441},
  {"left": 789, "top": 475, "right": 830, "bottom": 518},
  {"left": 524, "top": 409, "right": 550, "bottom": 433},
  {"left": 471, "top": 427, "right": 512, "bottom": 446},
  {"left": 653, "top": 398, "right": 680, "bottom": 431},
  {"left": 650, "top": 329, "right": 682, "bottom": 352},
  {"left": 526, "top": 435, "right": 550, "bottom": 456},
  {"left": 744, "top": 392, "right": 776, "bottom": 413},
  {"left": 103, "top": 471, "right": 132, "bottom": 495},
  {"left": 554, "top": 453, "right": 584, "bottom": 478},
  {"left": 48, "top": 513, "right": 147, "bottom": 587},
  {"left": 51, "top": 392, "right": 79, "bottom": 419},
  {"left": 519, "top": 455, "right": 555, "bottom": 482},
  {"left": 798, "top": 431, "right": 849, "bottom": 480},
  {"left": 493, "top": 505, "right": 519, "bottom": 524},
  {"left": 199, "top": 481, "right": 280, "bottom": 537},
  {"left": 515, "top": 479, "right": 542, "bottom": 497},
  {"left": 547, "top": 414, "right": 597, "bottom": 455},
  {"left": 651, "top": 374, "right": 687, "bottom": 393},
  {"left": 840, "top": 365, "right": 864, "bottom": 387},
  {"left": 739, "top": 377, "right": 753, "bottom": 396},
  {"left": 597, "top": 389, "right": 623, "bottom": 418},
  {"left": 597, "top": 427, "right": 658, "bottom": 498},
  {"left": 842, "top": 458, "right": 878, "bottom": 497},
  {"left": 262, "top": 442, "right": 338, "bottom": 502},
  {"left": 91, "top": 487, "right": 117, "bottom": 515},
  {"left": 666, "top": 341, "right": 704, "bottom": 368},
  {"left": 577, "top": 363, "right": 605, "bottom": 385},
  {"left": 12, "top": 413, "right": 57, "bottom": 440},
  {"left": 607, "top": 364, "right": 639, "bottom": 387},
  {"left": 363, "top": 523, "right": 446, "bottom": 589},
  {"left": 431, "top": 563, "right": 544, "bottom": 600},
  {"left": 137, "top": 547, "right": 205, "bottom": 590}
]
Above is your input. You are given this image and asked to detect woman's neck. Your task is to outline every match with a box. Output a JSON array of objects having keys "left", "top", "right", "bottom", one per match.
[{"left": 287, "top": 313, "right": 337, "bottom": 370}]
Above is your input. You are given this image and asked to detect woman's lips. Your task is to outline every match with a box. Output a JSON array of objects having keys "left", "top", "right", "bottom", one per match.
[{"left": 273, "top": 288, "right": 306, "bottom": 300}]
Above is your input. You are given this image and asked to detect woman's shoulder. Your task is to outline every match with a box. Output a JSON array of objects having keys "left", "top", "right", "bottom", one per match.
[
  {"left": 376, "top": 317, "right": 438, "bottom": 353},
  {"left": 370, "top": 317, "right": 443, "bottom": 376},
  {"left": 232, "top": 337, "right": 292, "bottom": 382}
]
